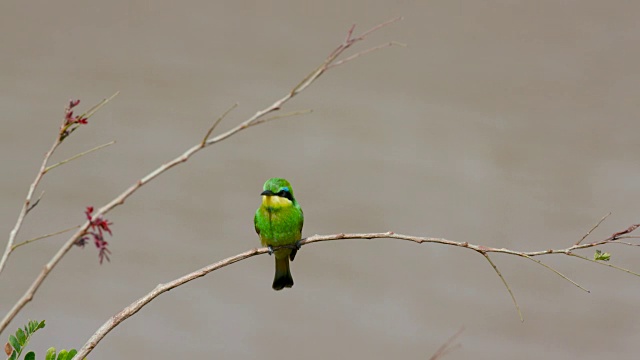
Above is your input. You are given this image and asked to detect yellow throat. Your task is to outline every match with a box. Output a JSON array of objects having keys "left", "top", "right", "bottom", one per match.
[{"left": 262, "top": 195, "right": 293, "bottom": 209}]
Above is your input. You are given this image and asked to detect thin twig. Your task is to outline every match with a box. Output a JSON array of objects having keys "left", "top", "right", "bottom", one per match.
[
  {"left": 481, "top": 252, "right": 523, "bottom": 322},
  {"left": 0, "top": 18, "right": 404, "bottom": 338},
  {"left": 609, "top": 224, "right": 640, "bottom": 240},
  {"left": 0, "top": 139, "right": 61, "bottom": 276},
  {"left": 79, "top": 92, "right": 120, "bottom": 120},
  {"left": 328, "top": 41, "right": 406, "bottom": 69},
  {"left": 248, "top": 109, "right": 313, "bottom": 128},
  {"left": 429, "top": 327, "right": 464, "bottom": 360},
  {"left": 12, "top": 226, "right": 81, "bottom": 251},
  {"left": 25, "top": 191, "right": 45, "bottom": 215},
  {"left": 202, "top": 103, "right": 238, "bottom": 146},
  {"left": 290, "top": 16, "right": 403, "bottom": 96},
  {"left": 576, "top": 212, "right": 611, "bottom": 245},
  {"left": 44, "top": 141, "right": 115, "bottom": 173},
  {"left": 568, "top": 253, "right": 640, "bottom": 277},
  {"left": 356, "top": 16, "right": 403, "bottom": 40},
  {"left": 610, "top": 241, "right": 640, "bottom": 246},
  {"left": 521, "top": 254, "right": 589, "bottom": 293}
]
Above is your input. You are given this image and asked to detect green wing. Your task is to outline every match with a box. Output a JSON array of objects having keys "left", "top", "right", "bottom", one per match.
[
  {"left": 289, "top": 207, "right": 304, "bottom": 261},
  {"left": 254, "top": 211, "right": 260, "bottom": 236},
  {"left": 298, "top": 207, "right": 304, "bottom": 236}
]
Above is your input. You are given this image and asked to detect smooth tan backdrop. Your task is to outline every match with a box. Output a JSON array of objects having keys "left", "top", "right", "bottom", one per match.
[{"left": 1, "top": 1, "right": 639, "bottom": 359}]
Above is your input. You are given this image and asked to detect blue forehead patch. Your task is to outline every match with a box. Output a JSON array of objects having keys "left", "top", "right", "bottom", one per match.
[{"left": 282, "top": 186, "right": 290, "bottom": 192}]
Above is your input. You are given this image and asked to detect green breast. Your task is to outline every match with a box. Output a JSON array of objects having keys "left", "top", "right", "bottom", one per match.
[{"left": 255, "top": 204, "right": 303, "bottom": 247}]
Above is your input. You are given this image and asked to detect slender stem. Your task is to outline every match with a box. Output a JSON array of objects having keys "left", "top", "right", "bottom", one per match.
[
  {"left": 12, "top": 226, "right": 81, "bottom": 251},
  {"left": 568, "top": 253, "right": 640, "bottom": 277},
  {"left": 521, "top": 254, "right": 589, "bottom": 293},
  {"left": 26, "top": 191, "right": 45, "bottom": 214},
  {"left": 79, "top": 92, "right": 119, "bottom": 120},
  {"left": 44, "top": 141, "right": 115, "bottom": 173},
  {"left": 328, "top": 41, "right": 406, "bottom": 69},
  {"left": 0, "top": 138, "right": 61, "bottom": 275},
  {"left": 248, "top": 109, "right": 313, "bottom": 127},
  {"left": 576, "top": 212, "right": 611, "bottom": 245},
  {"left": 481, "top": 252, "right": 523, "bottom": 322},
  {"left": 429, "top": 327, "right": 464, "bottom": 360},
  {"left": 202, "top": 103, "right": 238, "bottom": 145}
]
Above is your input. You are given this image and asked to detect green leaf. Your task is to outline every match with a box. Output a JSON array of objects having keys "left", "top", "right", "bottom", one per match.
[
  {"left": 594, "top": 249, "right": 611, "bottom": 261},
  {"left": 24, "top": 351, "right": 35, "bottom": 360},
  {"left": 56, "top": 349, "right": 68, "bottom": 360},
  {"left": 36, "top": 320, "right": 46, "bottom": 331},
  {"left": 8, "top": 350, "right": 17, "bottom": 360},
  {"left": 8, "top": 335, "right": 20, "bottom": 353},
  {"left": 67, "top": 349, "right": 78, "bottom": 359},
  {"left": 16, "top": 328, "right": 26, "bottom": 345},
  {"left": 46, "top": 347, "right": 57, "bottom": 360}
]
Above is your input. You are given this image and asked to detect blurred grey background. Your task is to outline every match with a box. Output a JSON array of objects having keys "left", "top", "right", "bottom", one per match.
[{"left": 1, "top": 1, "right": 639, "bottom": 359}]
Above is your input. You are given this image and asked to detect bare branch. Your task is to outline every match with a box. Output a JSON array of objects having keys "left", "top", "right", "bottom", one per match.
[
  {"left": 291, "top": 17, "right": 404, "bottom": 96},
  {"left": 611, "top": 241, "right": 640, "bottom": 246},
  {"left": 79, "top": 92, "right": 120, "bottom": 121},
  {"left": 0, "top": 138, "right": 61, "bottom": 276},
  {"left": 25, "top": 191, "right": 45, "bottom": 215},
  {"left": 44, "top": 141, "right": 116, "bottom": 173},
  {"left": 615, "top": 236, "right": 640, "bottom": 240},
  {"left": 74, "top": 222, "right": 640, "bottom": 358},
  {"left": 248, "top": 109, "right": 313, "bottom": 128},
  {"left": 482, "top": 252, "right": 523, "bottom": 322},
  {"left": 429, "top": 327, "right": 464, "bottom": 360},
  {"left": 521, "top": 254, "right": 589, "bottom": 293},
  {"left": 328, "top": 41, "right": 406, "bottom": 69},
  {"left": 11, "top": 226, "right": 81, "bottom": 251},
  {"left": 202, "top": 103, "right": 238, "bottom": 146},
  {"left": 609, "top": 224, "right": 640, "bottom": 240},
  {"left": 568, "top": 253, "right": 640, "bottom": 277},
  {"left": 576, "top": 212, "right": 611, "bottom": 245},
  {"left": 354, "top": 16, "right": 403, "bottom": 40}
]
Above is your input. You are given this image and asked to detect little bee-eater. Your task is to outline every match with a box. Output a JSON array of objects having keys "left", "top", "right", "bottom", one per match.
[{"left": 254, "top": 178, "right": 304, "bottom": 290}]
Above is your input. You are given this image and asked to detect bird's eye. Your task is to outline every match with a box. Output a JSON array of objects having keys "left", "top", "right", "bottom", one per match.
[{"left": 278, "top": 189, "right": 293, "bottom": 201}]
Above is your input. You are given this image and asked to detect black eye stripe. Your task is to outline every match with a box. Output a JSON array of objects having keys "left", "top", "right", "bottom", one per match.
[{"left": 277, "top": 190, "right": 294, "bottom": 201}]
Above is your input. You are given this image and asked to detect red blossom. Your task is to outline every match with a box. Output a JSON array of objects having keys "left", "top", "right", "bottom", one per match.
[
  {"left": 78, "top": 206, "right": 113, "bottom": 264},
  {"left": 60, "top": 98, "right": 89, "bottom": 140}
]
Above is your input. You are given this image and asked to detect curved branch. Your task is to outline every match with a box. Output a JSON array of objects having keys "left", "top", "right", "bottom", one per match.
[{"left": 75, "top": 224, "right": 639, "bottom": 358}]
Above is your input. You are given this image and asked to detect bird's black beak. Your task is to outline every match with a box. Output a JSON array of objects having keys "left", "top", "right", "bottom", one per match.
[{"left": 261, "top": 190, "right": 275, "bottom": 196}]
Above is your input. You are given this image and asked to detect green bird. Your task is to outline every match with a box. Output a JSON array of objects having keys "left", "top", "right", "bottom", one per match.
[{"left": 254, "top": 178, "right": 304, "bottom": 290}]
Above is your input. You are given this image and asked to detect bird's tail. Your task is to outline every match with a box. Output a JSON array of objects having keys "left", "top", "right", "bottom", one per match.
[{"left": 273, "top": 254, "right": 294, "bottom": 291}]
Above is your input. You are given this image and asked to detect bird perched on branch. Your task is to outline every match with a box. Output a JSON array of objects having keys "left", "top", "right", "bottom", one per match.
[{"left": 254, "top": 178, "right": 304, "bottom": 290}]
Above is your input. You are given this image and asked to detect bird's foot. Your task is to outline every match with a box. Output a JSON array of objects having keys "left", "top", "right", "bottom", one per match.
[
  {"left": 289, "top": 241, "right": 302, "bottom": 261},
  {"left": 267, "top": 246, "right": 274, "bottom": 255}
]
